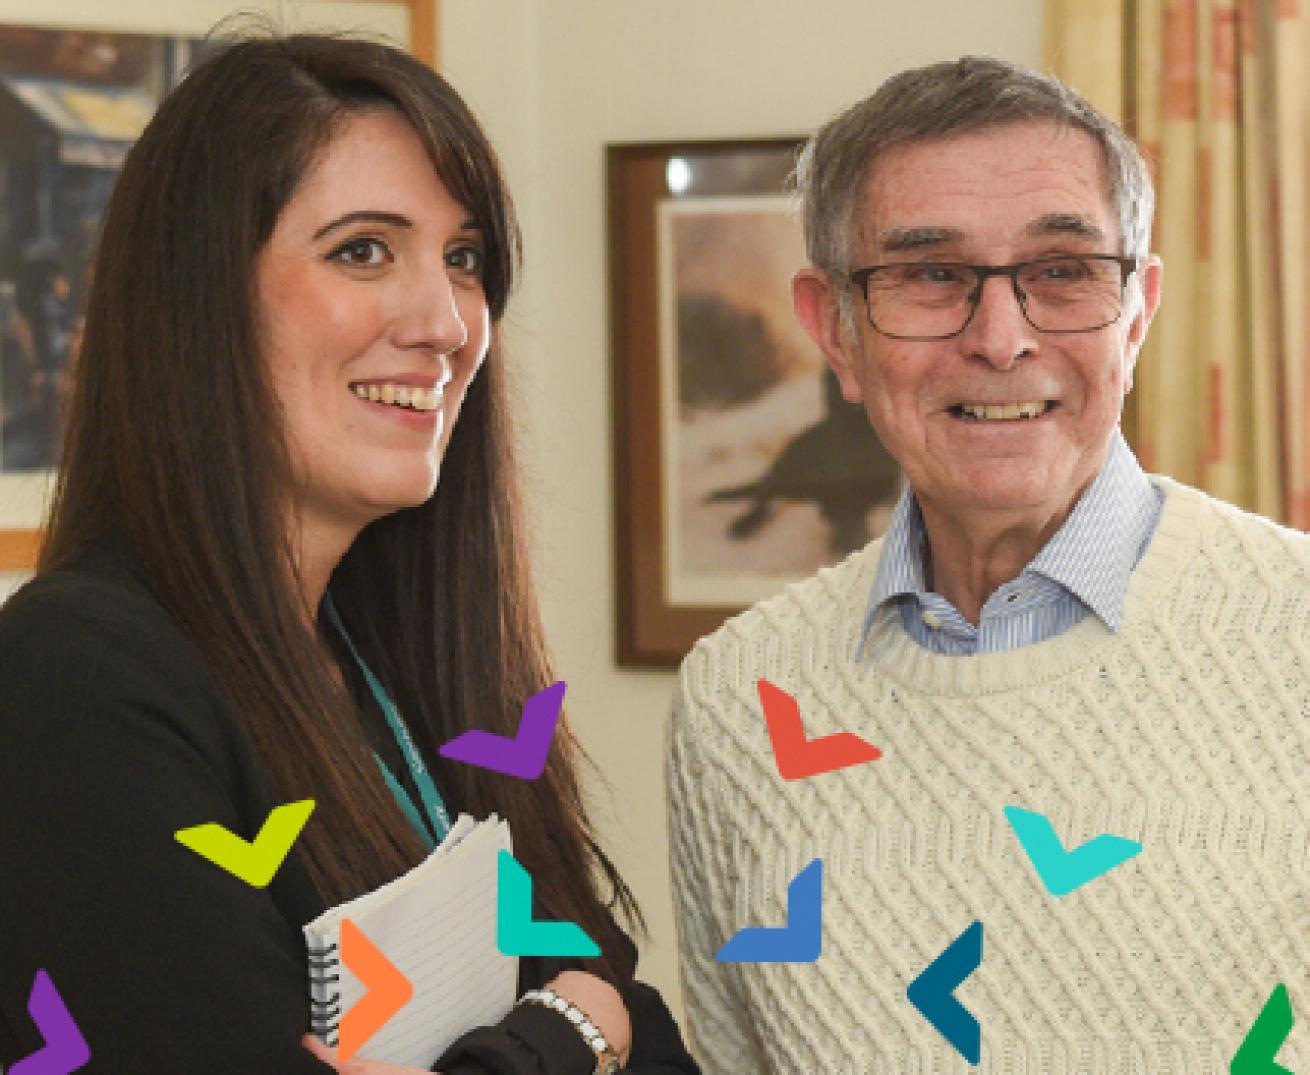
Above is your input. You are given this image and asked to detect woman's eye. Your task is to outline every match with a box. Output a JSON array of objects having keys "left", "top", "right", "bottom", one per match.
[
  {"left": 446, "top": 245, "right": 484, "bottom": 275},
  {"left": 330, "top": 238, "right": 391, "bottom": 267}
]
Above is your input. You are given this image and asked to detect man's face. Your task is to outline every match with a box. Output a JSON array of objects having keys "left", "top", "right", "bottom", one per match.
[{"left": 799, "top": 122, "right": 1161, "bottom": 524}]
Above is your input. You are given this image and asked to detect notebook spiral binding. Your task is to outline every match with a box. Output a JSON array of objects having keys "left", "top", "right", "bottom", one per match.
[{"left": 306, "top": 937, "right": 342, "bottom": 1048}]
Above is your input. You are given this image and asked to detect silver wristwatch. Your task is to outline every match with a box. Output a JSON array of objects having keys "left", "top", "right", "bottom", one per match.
[{"left": 518, "top": 987, "right": 622, "bottom": 1074}]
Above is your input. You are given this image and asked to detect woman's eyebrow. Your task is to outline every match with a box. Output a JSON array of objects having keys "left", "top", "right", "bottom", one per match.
[
  {"left": 313, "top": 210, "right": 412, "bottom": 241},
  {"left": 312, "top": 211, "right": 483, "bottom": 241}
]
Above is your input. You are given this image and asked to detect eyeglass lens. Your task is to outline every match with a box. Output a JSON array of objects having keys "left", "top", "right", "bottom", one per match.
[{"left": 864, "top": 257, "right": 1127, "bottom": 338}]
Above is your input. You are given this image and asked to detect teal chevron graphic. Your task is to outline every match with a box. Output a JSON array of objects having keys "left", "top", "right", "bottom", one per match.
[
  {"left": 1004, "top": 805, "right": 1141, "bottom": 897},
  {"left": 496, "top": 850, "right": 600, "bottom": 958}
]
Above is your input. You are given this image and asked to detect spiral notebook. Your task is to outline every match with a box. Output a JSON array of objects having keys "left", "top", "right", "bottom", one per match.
[{"left": 304, "top": 813, "right": 517, "bottom": 1066}]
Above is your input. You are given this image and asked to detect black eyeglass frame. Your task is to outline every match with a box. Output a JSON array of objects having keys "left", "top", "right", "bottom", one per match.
[{"left": 845, "top": 254, "right": 1142, "bottom": 341}]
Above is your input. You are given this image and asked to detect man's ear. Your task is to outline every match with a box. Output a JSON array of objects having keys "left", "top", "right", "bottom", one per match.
[
  {"left": 792, "top": 267, "right": 864, "bottom": 403},
  {"left": 1122, "top": 255, "right": 1163, "bottom": 393},
  {"left": 1126, "top": 255, "right": 1163, "bottom": 350}
]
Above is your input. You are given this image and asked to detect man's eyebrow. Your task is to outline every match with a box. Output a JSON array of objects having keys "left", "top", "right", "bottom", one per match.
[
  {"left": 313, "top": 210, "right": 412, "bottom": 241},
  {"left": 1025, "top": 212, "right": 1105, "bottom": 242},
  {"left": 877, "top": 226, "right": 964, "bottom": 253},
  {"left": 874, "top": 215, "right": 1107, "bottom": 255}
]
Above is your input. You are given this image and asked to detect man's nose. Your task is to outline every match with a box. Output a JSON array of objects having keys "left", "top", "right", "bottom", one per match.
[
  {"left": 959, "top": 272, "right": 1039, "bottom": 370},
  {"left": 395, "top": 264, "right": 469, "bottom": 357}
]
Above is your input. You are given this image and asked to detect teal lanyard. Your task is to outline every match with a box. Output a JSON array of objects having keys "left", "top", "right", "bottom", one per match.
[{"left": 322, "top": 593, "right": 452, "bottom": 850}]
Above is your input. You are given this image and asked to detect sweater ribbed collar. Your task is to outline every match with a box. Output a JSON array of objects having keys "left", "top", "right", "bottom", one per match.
[
  {"left": 861, "top": 430, "right": 1162, "bottom": 648},
  {"left": 854, "top": 476, "right": 1203, "bottom": 697}
]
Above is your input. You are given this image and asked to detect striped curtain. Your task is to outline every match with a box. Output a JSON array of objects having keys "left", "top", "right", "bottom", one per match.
[{"left": 1045, "top": 0, "right": 1310, "bottom": 527}]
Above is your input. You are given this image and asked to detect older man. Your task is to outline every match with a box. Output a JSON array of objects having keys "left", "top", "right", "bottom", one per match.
[{"left": 667, "top": 57, "right": 1310, "bottom": 1073}]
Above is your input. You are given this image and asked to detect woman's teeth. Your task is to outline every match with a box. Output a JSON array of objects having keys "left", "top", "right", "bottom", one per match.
[
  {"left": 956, "top": 400, "right": 1052, "bottom": 421},
  {"left": 352, "top": 382, "right": 442, "bottom": 411}
]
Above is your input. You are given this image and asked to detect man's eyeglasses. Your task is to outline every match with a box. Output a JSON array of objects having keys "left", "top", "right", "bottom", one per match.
[{"left": 845, "top": 255, "right": 1141, "bottom": 341}]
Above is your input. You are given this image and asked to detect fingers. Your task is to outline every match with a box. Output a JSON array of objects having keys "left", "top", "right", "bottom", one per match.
[{"left": 302, "top": 1034, "right": 344, "bottom": 1071}]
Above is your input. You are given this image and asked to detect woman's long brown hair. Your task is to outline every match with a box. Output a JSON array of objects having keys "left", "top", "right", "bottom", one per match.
[{"left": 39, "top": 28, "right": 641, "bottom": 984}]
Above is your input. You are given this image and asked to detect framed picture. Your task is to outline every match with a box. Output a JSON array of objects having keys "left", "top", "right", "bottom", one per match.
[
  {"left": 608, "top": 139, "right": 903, "bottom": 667},
  {"left": 0, "top": 0, "right": 433, "bottom": 572}
]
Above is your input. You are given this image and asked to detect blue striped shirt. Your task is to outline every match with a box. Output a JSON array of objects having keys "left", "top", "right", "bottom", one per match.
[{"left": 858, "top": 430, "right": 1163, "bottom": 656}]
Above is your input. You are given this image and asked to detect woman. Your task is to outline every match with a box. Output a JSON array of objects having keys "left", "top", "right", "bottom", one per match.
[{"left": 0, "top": 30, "right": 698, "bottom": 1075}]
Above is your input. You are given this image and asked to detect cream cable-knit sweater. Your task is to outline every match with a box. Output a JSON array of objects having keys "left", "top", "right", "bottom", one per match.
[{"left": 667, "top": 477, "right": 1310, "bottom": 1073}]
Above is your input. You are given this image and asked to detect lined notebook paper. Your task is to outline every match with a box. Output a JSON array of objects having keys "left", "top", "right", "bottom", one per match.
[{"left": 304, "top": 813, "right": 517, "bottom": 1066}]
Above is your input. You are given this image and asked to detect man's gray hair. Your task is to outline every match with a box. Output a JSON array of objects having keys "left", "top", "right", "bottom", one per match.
[{"left": 794, "top": 56, "right": 1156, "bottom": 274}]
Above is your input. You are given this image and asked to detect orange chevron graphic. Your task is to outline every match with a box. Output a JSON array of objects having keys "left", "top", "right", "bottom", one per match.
[{"left": 338, "top": 918, "right": 414, "bottom": 1063}]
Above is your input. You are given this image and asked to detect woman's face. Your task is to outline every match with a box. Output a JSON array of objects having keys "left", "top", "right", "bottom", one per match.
[{"left": 254, "top": 108, "right": 490, "bottom": 541}]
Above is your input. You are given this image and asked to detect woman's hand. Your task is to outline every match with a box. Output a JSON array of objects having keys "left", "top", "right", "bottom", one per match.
[
  {"left": 302, "top": 970, "right": 633, "bottom": 1072},
  {"left": 301, "top": 1033, "right": 441, "bottom": 1074},
  {"left": 545, "top": 970, "right": 633, "bottom": 1066}
]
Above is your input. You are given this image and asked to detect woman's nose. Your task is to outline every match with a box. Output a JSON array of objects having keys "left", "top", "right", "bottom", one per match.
[{"left": 395, "top": 265, "right": 469, "bottom": 356}]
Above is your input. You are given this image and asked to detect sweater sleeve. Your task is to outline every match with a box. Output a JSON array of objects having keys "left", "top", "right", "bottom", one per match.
[
  {"left": 665, "top": 650, "right": 756, "bottom": 1075},
  {"left": 0, "top": 578, "right": 334, "bottom": 1075}
]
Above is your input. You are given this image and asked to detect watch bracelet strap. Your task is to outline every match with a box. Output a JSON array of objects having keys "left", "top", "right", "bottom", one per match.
[{"left": 517, "top": 987, "right": 621, "bottom": 1074}]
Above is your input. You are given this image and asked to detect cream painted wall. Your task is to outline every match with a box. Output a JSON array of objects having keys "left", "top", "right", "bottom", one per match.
[
  {"left": 0, "top": 570, "right": 23, "bottom": 600},
  {"left": 439, "top": 0, "right": 1045, "bottom": 1036}
]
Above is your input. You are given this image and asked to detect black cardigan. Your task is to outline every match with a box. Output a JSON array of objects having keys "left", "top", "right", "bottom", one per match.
[{"left": 0, "top": 545, "right": 699, "bottom": 1074}]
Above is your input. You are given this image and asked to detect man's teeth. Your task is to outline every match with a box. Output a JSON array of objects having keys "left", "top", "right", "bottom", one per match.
[
  {"left": 958, "top": 401, "right": 1051, "bottom": 420},
  {"left": 352, "top": 382, "right": 442, "bottom": 411}
]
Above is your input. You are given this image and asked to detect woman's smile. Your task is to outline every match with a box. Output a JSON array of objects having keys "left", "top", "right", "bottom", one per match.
[{"left": 349, "top": 379, "right": 445, "bottom": 432}]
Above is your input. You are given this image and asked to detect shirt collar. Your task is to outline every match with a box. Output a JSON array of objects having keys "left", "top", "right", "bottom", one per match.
[
  {"left": 1023, "top": 430, "right": 1158, "bottom": 630},
  {"left": 859, "top": 429, "right": 1158, "bottom": 649}
]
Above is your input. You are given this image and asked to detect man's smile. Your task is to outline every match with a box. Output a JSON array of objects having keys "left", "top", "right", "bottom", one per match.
[{"left": 947, "top": 399, "right": 1061, "bottom": 421}]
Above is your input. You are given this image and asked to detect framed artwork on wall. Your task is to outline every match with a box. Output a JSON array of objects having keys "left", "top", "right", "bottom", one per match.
[
  {"left": 608, "top": 138, "right": 903, "bottom": 667},
  {"left": 0, "top": 0, "right": 434, "bottom": 572}
]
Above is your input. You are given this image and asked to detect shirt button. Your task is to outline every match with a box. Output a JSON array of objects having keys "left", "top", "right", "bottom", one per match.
[
  {"left": 1006, "top": 593, "right": 1019, "bottom": 603},
  {"left": 922, "top": 610, "right": 942, "bottom": 629}
]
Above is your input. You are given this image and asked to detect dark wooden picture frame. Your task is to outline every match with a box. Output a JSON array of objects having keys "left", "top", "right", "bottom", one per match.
[
  {"left": 608, "top": 138, "right": 904, "bottom": 667},
  {"left": 609, "top": 139, "right": 792, "bottom": 667}
]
